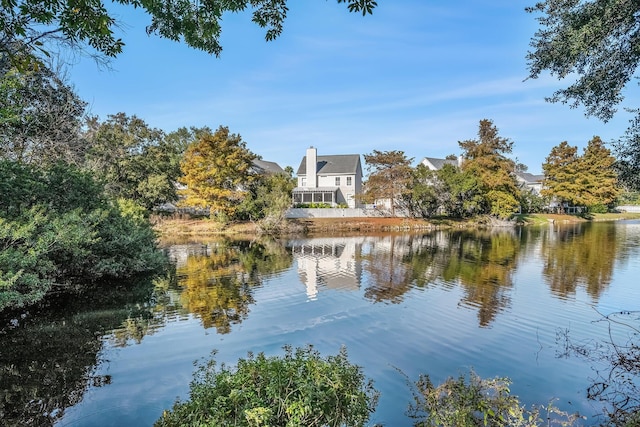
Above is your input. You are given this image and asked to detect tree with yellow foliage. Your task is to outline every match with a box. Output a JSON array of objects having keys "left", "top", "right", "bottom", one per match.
[{"left": 179, "top": 126, "right": 256, "bottom": 220}]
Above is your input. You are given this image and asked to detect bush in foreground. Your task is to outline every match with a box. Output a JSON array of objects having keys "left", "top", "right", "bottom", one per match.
[
  {"left": 0, "top": 161, "right": 165, "bottom": 311},
  {"left": 155, "top": 345, "right": 379, "bottom": 427},
  {"left": 409, "top": 371, "right": 584, "bottom": 427}
]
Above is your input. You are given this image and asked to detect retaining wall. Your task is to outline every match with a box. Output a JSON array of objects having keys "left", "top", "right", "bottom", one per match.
[
  {"left": 616, "top": 205, "right": 640, "bottom": 213},
  {"left": 285, "top": 208, "right": 400, "bottom": 218}
]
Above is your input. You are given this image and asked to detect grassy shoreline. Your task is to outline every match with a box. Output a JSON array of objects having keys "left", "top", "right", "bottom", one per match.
[{"left": 152, "top": 212, "right": 640, "bottom": 237}]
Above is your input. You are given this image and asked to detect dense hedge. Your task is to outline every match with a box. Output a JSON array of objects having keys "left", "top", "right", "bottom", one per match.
[{"left": 0, "top": 161, "right": 165, "bottom": 311}]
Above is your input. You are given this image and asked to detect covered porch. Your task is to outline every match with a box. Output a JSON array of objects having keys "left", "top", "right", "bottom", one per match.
[{"left": 292, "top": 187, "right": 339, "bottom": 206}]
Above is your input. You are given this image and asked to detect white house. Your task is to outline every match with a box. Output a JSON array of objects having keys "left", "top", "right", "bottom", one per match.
[
  {"left": 292, "top": 147, "right": 363, "bottom": 208},
  {"left": 514, "top": 172, "right": 544, "bottom": 195}
]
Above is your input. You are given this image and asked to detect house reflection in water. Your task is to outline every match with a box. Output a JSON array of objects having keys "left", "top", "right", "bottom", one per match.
[{"left": 288, "top": 237, "right": 365, "bottom": 299}]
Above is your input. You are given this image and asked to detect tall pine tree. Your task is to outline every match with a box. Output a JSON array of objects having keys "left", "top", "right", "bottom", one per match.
[{"left": 459, "top": 119, "right": 520, "bottom": 219}]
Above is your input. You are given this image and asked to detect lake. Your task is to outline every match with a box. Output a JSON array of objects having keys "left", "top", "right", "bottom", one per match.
[{"left": 1, "top": 221, "right": 639, "bottom": 426}]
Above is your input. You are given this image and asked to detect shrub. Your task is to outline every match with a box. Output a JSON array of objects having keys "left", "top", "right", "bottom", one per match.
[
  {"left": 409, "top": 370, "right": 584, "bottom": 427},
  {"left": 0, "top": 161, "right": 164, "bottom": 312},
  {"left": 588, "top": 204, "right": 609, "bottom": 214},
  {"left": 155, "top": 345, "right": 379, "bottom": 427}
]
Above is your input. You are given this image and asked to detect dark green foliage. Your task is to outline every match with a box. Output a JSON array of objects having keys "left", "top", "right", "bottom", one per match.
[
  {"left": 237, "top": 171, "right": 296, "bottom": 233},
  {"left": 436, "top": 164, "right": 484, "bottom": 218},
  {"left": 0, "top": 64, "right": 87, "bottom": 165},
  {"left": 399, "top": 164, "right": 441, "bottom": 218},
  {"left": 85, "top": 113, "right": 184, "bottom": 210},
  {"left": 527, "top": 0, "right": 640, "bottom": 122},
  {"left": 155, "top": 345, "right": 379, "bottom": 427},
  {"left": 614, "top": 112, "right": 640, "bottom": 191},
  {"left": 518, "top": 188, "right": 546, "bottom": 214},
  {"left": 0, "top": 160, "right": 164, "bottom": 311},
  {"left": 401, "top": 163, "right": 486, "bottom": 219}
]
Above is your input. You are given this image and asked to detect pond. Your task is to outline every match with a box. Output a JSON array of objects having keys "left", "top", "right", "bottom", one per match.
[{"left": 1, "top": 221, "right": 640, "bottom": 426}]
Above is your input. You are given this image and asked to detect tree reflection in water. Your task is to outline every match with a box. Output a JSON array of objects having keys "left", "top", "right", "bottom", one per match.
[
  {"left": 541, "top": 223, "right": 620, "bottom": 300},
  {"left": 358, "top": 230, "right": 520, "bottom": 327},
  {"left": 175, "top": 237, "right": 293, "bottom": 333},
  {"left": 0, "top": 278, "right": 164, "bottom": 426},
  {"left": 0, "top": 225, "right": 632, "bottom": 426}
]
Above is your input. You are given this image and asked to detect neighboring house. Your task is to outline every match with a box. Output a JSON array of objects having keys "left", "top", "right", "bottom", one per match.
[
  {"left": 252, "top": 158, "right": 286, "bottom": 175},
  {"left": 367, "top": 156, "right": 462, "bottom": 213},
  {"left": 421, "top": 156, "right": 460, "bottom": 170},
  {"left": 514, "top": 172, "right": 544, "bottom": 195},
  {"left": 293, "top": 147, "right": 363, "bottom": 208}
]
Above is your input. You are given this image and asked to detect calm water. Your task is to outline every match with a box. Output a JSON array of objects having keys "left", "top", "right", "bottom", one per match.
[{"left": 1, "top": 221, "right": 640, "bottom": 426}]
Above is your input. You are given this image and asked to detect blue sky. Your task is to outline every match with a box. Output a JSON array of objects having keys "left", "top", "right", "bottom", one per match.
[{"left": 68, "top": 0, "right": 637, "bottom": 174}]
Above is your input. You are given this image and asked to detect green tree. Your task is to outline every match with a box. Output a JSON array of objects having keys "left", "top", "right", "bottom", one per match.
[
  {"left": 179, "top": 126, "right": 256, "bottom": 220},
  {"left": 164, "top": 126, "right": 212, "bottom": 156},
  {"left": 1, "top": 0, "right": 377, "bottom": 68},
  {"left": 399, "top": 164, "right": 441, "bottom": 218},
  {"left": 542, "top": 137, "right": 619, "bottom": 211},
  {"left": 238, "top": 171, "right": 296, "bottom": 233},
  {"left": 85, "top": 113, "right": 183, "bottom": 209},
  {"left": 363, "top": 150, "right": 413, "bottom": 216},
  {"left": 517, "top": 186, "right": 546, "bottom": 214},
  {"left": 614, "top": 115, "right": 640, "bottom": 191},
  {"left": 436, "top": 164, "right": 484, "bottom": 218},
  {"left": 459, "top": 119, "right": 520, "bottom": 219},
  {"left": 0, "top": 63, "right": 87, "bottom": 165},
  {"left": 527, "top": 0, "right": 637, "bottom": 122},
  {"left": 579, "top": 136, "right": 620, "bottom": 209},
  {"left": 541, "top": 141, "right": 580, "bottom": 211}
]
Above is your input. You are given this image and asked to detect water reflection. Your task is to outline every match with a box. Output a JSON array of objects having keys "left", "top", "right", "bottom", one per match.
[
  {"left": 171, "top": 238, "right": 293, "bottom": 333},
  {"left": 0, "top": 279, "right": 163, "bottom": 426},
  {"left": 541, "top": 223, "right": 619, "bottom": 300},
  {"left": 285, "top": 224, "right": 626, "bottom": 326},
  {"left": 291, "top": 237, "right": 365, "bottom": 299},
  {"left": 1, "top": 223, "right": 636, "bottom": 426},
  {"left": 291, "top": 230, "right": 521, "bottom": 327}
]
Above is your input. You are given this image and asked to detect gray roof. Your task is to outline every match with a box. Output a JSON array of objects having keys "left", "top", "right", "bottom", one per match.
[
  {"left": 422, "top": 157, "right": 458, "bottom": 170},
  {"left": 297, "top": 154, "right": 361, "bottom": 175},
  {"left": 253, "top": 159, "right": 285, "bottom": 175},
  {"left": 515, "top": 172, "right": 544, "bottom": 183}
]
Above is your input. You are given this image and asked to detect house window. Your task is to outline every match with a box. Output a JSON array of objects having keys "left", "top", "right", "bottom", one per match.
[
  {"left": 301, "top": 177, "right": 307, "bottom": 187},
  {"left": 346, "top": 177, "right": 352, "bottom": 186},
  {"left": 335, "top": 177, "right": 340, "bottom": 186}
]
